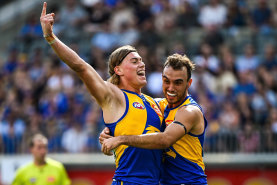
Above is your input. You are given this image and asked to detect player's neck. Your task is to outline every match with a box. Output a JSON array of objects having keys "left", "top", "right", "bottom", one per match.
[
  {"left": 168, "top": 101, "right": 182, "bottom": 109},
  {"left": 168, "top": 93, "right": 189, "bottom": 108},
  {"left": 34, "top": 159, "right": 46, "bottom": 166},
  {"left": 118, "top": 83, "right": 142, "bottom": 94}
]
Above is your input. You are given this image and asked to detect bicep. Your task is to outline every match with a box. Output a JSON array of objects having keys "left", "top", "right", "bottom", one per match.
[
  {"left": 163, "top": 123, "right": 186, "bottom": 145},
  {"left": 174, "top": 106, "right": 200, "bottom": 133},
  {"left": 162, "top": 107, "right": 198, "bottom": 146}
]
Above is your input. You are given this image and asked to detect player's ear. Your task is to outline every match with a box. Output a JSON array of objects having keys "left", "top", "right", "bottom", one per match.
[
  {"left": 114, "top": 66, "right": 123, "bottom": 76},
  {"left": 188, "top": 78, "right": 192, "bottom": 88}
]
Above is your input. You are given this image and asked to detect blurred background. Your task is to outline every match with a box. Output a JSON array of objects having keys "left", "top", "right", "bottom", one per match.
[{"left": 0, "top": 0, "right": 277, "bottom": 184}]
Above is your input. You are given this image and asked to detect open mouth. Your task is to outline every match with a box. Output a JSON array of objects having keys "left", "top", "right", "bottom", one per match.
[
  {"left": 137, "top": 70, "right": 145, "bottom": 76},
  {"left": 167, "top": 92, "right": 177, "bottom": 97}
]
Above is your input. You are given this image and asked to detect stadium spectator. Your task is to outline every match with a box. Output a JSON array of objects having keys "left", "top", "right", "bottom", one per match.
[
  {"left": 53, "top": 0, "right": 88, "bottom": 41},
  {"left": 198, "top": 0, "right": 226, "bottom": 50},
  {"left": 137, "top": 18, "right": 162, "bottom": 49},
  {"left": 194, "top": 43, "right": 220, "bottom": 75},
  {"left": 82, "top": 0, "right": 111, "bottom": 33},
  {"left": 250, "top": 0, "right": 273, "bottom": 34},
  {"left": 84, "top": 105, "right": 103, "bottom": 152},
  {"left": 154, "top": 0, "right": 176, "bottom": 33},
  {"left": 46, "top": 121, "right": 63, "bottom": 153},
  {"left": 215, "top": 47, "right": 237, "bottom": 95},
  {"left": 233, "top": 72, "right": 256, "bottom": 97},
  {"left": 235, "top": 44, "right": 260, "bottom": 73},
  {"left": 19, "top": 15, "right": 43, "bottom": 52},
  {"left": 238, "top": 123, "right": 260, "bottom": 153},
  {"left": 217, "top": 101, "right": 240, "bottom": 152},
  {"left": 225, "top": 0, "right": 248, "bottom": 29},
  {"left": 198, "top": 0, "right": 227, "bottom": 29},
  {"left": 176, "top": 1, "right": 199, "bottom": 29},
  {"left": 236, "top": 93, "right": 252, "bottom": 127},
  {"left": 0, "top": 111, "right": 25, "bottom": 154},
  {"left": 90, "top": 21, "right": 119, "bottom": 53},
  {"left": 61, "top": 121, "right": 88, "bottom": 153},
  {"left": 109, "top": 1, "right": 135, "bottom": 32},
  {"left": 261, "top": 44, "right": 277, "bottom": 70},
  {"left": 3, "top": 47, "right": 19, "bottom": 74}
]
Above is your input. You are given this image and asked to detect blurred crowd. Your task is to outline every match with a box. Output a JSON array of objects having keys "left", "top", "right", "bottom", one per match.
[{"left": 0, "top": 0, "right": 277, "bottom": 154}]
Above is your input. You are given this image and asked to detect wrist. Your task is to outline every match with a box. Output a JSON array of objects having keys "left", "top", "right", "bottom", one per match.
[
  {"left": 43, "top": 33, "right": 56, "bottom": 45},
  {"left": 119, "top": 136, "right": 127, "bottom": 145}
]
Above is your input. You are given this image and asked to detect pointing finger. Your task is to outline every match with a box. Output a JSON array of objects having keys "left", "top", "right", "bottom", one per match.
[{"left": 41, "top": 2, "right": 47, "bottom": 17}]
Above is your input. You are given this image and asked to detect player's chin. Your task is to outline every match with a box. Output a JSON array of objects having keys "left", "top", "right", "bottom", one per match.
[
  {"left": 141, "top": 80, "right": 147, "bottom": 87},
  {"left": 138, "top": 78, "right": 147, "bottom": 86},
  {"left": 167, "top": 96, "right": 179, "bottom": 105}
]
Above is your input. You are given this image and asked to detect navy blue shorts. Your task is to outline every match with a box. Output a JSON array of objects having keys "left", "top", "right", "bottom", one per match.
[{"left": 111, "top": 179, "right": 144, "bottom": 185}]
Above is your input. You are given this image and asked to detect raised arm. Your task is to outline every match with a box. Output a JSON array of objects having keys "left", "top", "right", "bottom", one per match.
[
  {"left": 40, "top": 2, "right": 121, "bottom": 108},
  {"left": 102, "top": 105, "right": 203, "bottom": 154}
]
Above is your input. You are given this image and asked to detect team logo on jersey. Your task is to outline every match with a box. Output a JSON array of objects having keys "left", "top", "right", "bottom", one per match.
[
  {"left": 151, "top": 104, "right": 163, "bottom": 117},
  {"left": 145, "top": 125, "right": 160, "bottom": 134},
  {"left": 165, "top": 120, "right": 173, "bottom": 126},
  {"left": 29, "top": 177, "right": 36, "bottom": 183},
  {"left": 132, "top": 102, "right": 145, "bottom": 109},
  {"left": 47, "top": 176, "right": 55, "bottom": 182}
]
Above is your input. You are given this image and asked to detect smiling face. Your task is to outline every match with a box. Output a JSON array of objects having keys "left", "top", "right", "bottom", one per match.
[
  {"left": 116, "top": 52, "right": 146, "bottom": 91},
  {"left": 162, "top": 66, "right": 192, "bottom": 108}
]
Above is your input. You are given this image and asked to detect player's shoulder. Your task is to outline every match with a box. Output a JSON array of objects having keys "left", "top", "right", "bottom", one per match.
[
  {"left": 46, "top": 158, "right": 64, "bottom": 169},
  {"left": 143, "top": 94, "right": 158, "bottom": 105},
  {"left": 179, "top": 104, "right": 201, "bottom": 114},
  {"left": 157, "top": 98, "right": 167, "bottom": 103},
  {"left": 177, "top": 104, "right": 203, "bottom": 121},
  {"left": 156, "top": 98, "right": 167, "bottom": 107},
  {"left": 142, "top": 93, "right": 154, "bottom": 100},
  {"left": 14, "top": 161, "right": 33, "bottom": 176}
]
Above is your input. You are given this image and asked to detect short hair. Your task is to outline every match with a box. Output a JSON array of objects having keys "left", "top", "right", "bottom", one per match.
[
  {"left": 163, "top": 54, "right": 195, "bottom": 81},
  {"left": 107, "top": 45, "right": 137, "bottom": 85},
  {"left": 29, "top": 133, "right": 48, "bottom": 148}
]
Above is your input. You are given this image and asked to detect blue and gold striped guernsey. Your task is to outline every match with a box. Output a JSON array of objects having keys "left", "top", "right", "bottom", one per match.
[
  {"left": 105, "top": 89, "right": 164, "bottom": 185},
  {"left": 158, "top": 95, "right": 208, "bottom": 185}
]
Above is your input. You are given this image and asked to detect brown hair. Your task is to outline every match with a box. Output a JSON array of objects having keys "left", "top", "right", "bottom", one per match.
[
  {"left": 163, "top": 54, "right": 195, "bottom": 81},
  {"left": 107, "top": 45, "right": 137, "bottom": 85},
  {"left": 29, "top": 133, "right": 48, "bottom": 148}
]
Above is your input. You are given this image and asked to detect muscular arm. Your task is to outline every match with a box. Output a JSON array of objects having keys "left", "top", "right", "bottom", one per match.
[
  {"left": 118, "top": 123, "right": 185, "bottom": 149},
  {"left": 48, "top": 36, "right": 113, "bottom": 107},
  {"left": 102, "top": 106, "right": 203, "bottom": 154},
  {"left": 40, "top": 2, "right": 121, "bottom": 108}
]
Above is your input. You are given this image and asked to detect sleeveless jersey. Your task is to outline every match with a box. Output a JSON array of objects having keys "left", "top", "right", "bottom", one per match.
[
  {"left": 158, "top": 95, "right": 208, "bottom": 185},
  {"left": 105, "top": 89, "right": 164, "bottom": 185}
]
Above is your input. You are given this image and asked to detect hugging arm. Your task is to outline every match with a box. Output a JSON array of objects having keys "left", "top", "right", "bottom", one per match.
[{"left": 101, "top": 106, "right": 201, "bottom": 154}]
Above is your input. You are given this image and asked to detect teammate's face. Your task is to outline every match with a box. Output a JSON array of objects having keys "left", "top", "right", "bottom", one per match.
[
  {"left": 117, "top": 52, "right": 146, "bottom": 89},
  {"left": 31, "top": 139, "right": 48, "bottom": 164},
  {"left": 162, "top": 66, "right": 192, "bottom": 108}
]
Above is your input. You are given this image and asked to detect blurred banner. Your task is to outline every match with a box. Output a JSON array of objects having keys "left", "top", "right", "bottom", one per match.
[
  {"left": 67, "top": 169, "right": 277, "bottom": 185},
  {"left": 1, "top": 154, "right": 277, "bottom": 185}
]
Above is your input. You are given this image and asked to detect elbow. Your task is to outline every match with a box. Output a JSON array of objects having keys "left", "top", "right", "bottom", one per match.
[{"left": 76, "top": 62, "right": 90, "bottom": 76}]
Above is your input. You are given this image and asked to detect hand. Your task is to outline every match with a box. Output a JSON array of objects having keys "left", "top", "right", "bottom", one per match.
[
  {"left": 40, "top": 2, "right": 55, "bottom": 38},
  {"left": 99, "top": 127, "right": 112, "bottom": 144},
  {"left": 101, "top": 137, "right": 121, "bottom": 156}
]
